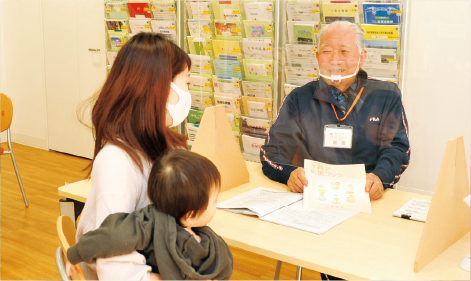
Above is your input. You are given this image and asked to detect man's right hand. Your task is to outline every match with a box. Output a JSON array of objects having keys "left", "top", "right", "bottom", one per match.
[{"left": 287, "top": 167, "right": 308, "bottom": 193}]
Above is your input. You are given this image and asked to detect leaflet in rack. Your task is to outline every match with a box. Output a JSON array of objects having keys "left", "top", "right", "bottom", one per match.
[
  {"left": 286, "top": 2, "right": 320, "bottom": 22},
  {"left": 217, "top": 187, "right": 358, "bottom": 235},
  {"left": 362, "top": 2, "right": 401, "bottom": 25}
]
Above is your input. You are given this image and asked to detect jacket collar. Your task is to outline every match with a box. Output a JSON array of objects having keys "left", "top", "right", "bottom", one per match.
[{"left": 313, "top": 69, "right": 368, "bottom": 102}]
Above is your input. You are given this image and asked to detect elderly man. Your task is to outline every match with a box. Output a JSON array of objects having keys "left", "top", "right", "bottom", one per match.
[{"left": 261, "top": 21, "right": 410, "bottom": 201}]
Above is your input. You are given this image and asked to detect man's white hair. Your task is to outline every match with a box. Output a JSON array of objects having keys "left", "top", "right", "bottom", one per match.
[{"left": 318, "top": 21, "right": 365, "bottom": 54}]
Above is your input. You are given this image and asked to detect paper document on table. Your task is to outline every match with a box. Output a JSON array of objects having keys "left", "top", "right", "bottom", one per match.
[
  {"left": 262, "top": 201, "right": 358, "bottom": 235},
  {"left": 217, "top": 187, "right": 303, "bottom": 217},
  {"left": 392, "top": 198, "right": 430, "bottom": 222},
  {"left": 303, "top": 159, "right": 372, "bottom": 213}
]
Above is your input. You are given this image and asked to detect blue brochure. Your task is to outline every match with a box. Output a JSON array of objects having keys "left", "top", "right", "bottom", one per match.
[
  {"left": 363, "top": 3, "right": 401, "bottom": 24},
  {"left": 213, "top": 59, "right": 243, "bottom": 78}
]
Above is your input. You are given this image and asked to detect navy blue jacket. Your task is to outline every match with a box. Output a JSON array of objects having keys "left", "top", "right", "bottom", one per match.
[{"left": 261, "top": 70, "right": 410, "bottom": 188}]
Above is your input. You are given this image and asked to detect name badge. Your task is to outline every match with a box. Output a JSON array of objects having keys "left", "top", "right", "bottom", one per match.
[{"left": 324, "top": 125, "right": 353, "bottom": 149}]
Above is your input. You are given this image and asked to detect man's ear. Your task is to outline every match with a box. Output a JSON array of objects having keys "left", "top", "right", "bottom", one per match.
[{"left": 359, "top": 49, "right": 367, "bottom": 69}]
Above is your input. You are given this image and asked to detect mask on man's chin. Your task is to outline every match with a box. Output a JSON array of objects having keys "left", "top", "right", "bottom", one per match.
[{"left": 318, "top": 58, "right": 361, "bottom": 84}]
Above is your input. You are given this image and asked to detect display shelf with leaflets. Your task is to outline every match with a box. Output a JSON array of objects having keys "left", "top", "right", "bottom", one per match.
[
  {"left": 100, "top": 0, "right": 407, "bottom": 161},
  {"left": 279, "top": 0, "right": 406, "bottom": 102},
  {"left": 104, "top": 0, "right": 179, "bottom": 71},
  {"left": 182, "top": 0, "right": 278, "bottom": 162}
]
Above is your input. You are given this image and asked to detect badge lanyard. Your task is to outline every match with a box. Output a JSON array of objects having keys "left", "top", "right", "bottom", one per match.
[
  {"left": 324, "top": 87, "right": 364, "bottom": 149},
  {"left": 331, "top": 87, "right": 365, "bottom": 126}
]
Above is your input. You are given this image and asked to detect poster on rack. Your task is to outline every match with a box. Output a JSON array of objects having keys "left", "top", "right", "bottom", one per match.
[{"left": 303, "top": 159, "right": 372, "bottom": 213}]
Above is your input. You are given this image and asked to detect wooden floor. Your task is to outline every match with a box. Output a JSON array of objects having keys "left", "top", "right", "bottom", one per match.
[{"left": 1, "top": 143, "right": 321, "bottom": 280}]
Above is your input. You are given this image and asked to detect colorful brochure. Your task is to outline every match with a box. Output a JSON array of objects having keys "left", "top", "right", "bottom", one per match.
[
  {"left": 244, "top": 1, "right": 274, "bottom": 21},
  {"left": 150, "top": 1, "right": 177, "bottom": 20},
  {"left": 188, "top": 19, "right": 213, "bottom": 37},
  {"left": 284, "top": 83, "right": 300, "bottom": 97},
  {"left": 241, "top": 133, "right": 267, "bottom": 156},
  {"left": 190, "top": 90, "right": 213, "bottom": 110},
  {"left": 150, "top": 20, "right": 176, "bottom": 36},
  {"left": 241, "top": 116, "right": 271, "bottom": 136},
  {"left": 188, "top": 54, "right": 213, "bottom": 75},
  {"left": 127, "top": 2, "right": 152, "bottom": 18},
  {"left": 368, "top": 76, "right": 397, "bottom": 84},
  {"left": 189, "top": 74, "right": 213, "bottom": 92},
  {"left": 187, "top": 36, "right": 213, "bottom": 56},
  {"left": 212, "top": 59, "right": 242, "bottom": 78},
  {"left": 212, "top": 0, "right": 242, "bottom": 20},
  {"left": 364, "top": 48, "right": 398, "bottom": 64},
  {"left": 242, "top": 38, "right": 273, "bottom": 60},
  {"left": 243, "top": 20, "right": 274, "bottom": 39},
  {"left": 241, "top": 96, "right": 272, "bottom": 119},
  {"left": 186, "top": 123, "right": 200, "bottom": 142},
  {"left": 286, "top": 2, "right": 320, "bottom": 21},
  {"left": 362, "top": 2, "right": 401, "bottom": 24},
  {"left": 362, "top": 62, "right": 398, "bottom": 78},
  {"left": 243, "top": 59, "right": 273, "bottom": 81},
  {"left": 287, "top": 21, "right": 320, "bottom": 44},
  {"left": 105, "top": 1, "right": 129, "bottom": 19},
  {"left": 226, "top": 113, "right": 241, "bottom": 132},
  {"left": 107, "top": 30, "right": 129, "bottom": 51},
  {"left": 214, "top": 20, "right": 243, "bottom": 40},
  {"left": 285, "top": 44, "right": 318, "bottom": 66},
  {"left": 212, "top": 76, "right": 242, "bottom": 95},
  {"left": 303, "top": 159, "right": 372, "bottom": 213},
  {"left": 361, "top": 24, "right": 400, "bottom": 41},
  {"left": 129, "top": 19, "right": 152, "bottom": 34},
  {"left": 214, "top": 93, "right": 241, "bottom": 114},
  {"left": 212, "top": 40, "right": 242, "bottom": 60},
  {"left": 106, "top": 50, "right": 119, "bottom": 67},
  {"left": 241, "top": 80, "right": 272, "bottom": 99},
  {"left": 188, "top": 109, "right": 204, "bottom": 125},
  {"left": 321, "top": 2, "right": 360, "bottom": 24},
  {"left": 284, "top": 65, "right": 319, "bottom": 86},
  {"left": 186, "top": 1, "right": 213, "bottom": 19},
  {"left": 105, "top": 19, "right": 129, "bottom": 31}
]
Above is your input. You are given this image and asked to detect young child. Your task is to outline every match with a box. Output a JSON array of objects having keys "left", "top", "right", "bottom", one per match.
[{"left": 66, "top": 149, "right": 233, "bottom": 280}]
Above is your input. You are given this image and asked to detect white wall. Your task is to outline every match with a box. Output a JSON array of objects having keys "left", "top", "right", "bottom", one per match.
[
  {"left": 399, "top": 0, "right": 471, "bottom": 195},
  {"left": 0, "top": 0, "right": 48, "bottom": 149}
]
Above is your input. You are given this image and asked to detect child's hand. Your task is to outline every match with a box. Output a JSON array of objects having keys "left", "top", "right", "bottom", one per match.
[
  {"left": 150, "top": 273, "right": 163, "bottom": 280},
  {"left": 65, "top": 261, "right": 78, "bottom": 276}
]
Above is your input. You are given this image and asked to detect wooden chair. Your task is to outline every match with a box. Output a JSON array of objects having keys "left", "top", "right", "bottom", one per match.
[
  {"left": 57, "top": 215, "right": 86, "bottom": 280},
  {"left": 1, "top": 93, "right": 28, "bottom": 207}
]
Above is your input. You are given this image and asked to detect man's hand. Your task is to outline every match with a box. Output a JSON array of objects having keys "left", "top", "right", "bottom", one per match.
[
  {"left": 287, "top": 167, "right": 308, "bottom": 193},
  {"left": 66, "top": 261, "right": 78, "bottom": 277},
  {"left": 365, "top": 173, "right": 384, "bottom": 200}
]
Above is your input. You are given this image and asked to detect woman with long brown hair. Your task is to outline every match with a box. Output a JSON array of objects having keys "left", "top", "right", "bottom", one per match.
[{"left": 76, "top": 33, "right": 191, "bottom": 280}]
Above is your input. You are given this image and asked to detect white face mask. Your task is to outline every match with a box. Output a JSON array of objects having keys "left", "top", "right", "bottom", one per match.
[
  {"left": 318, "top": 57, "right": 361, "bottom": 84},
  {"left": 167, "top": 82, "right": 192, "bottom": 127}
]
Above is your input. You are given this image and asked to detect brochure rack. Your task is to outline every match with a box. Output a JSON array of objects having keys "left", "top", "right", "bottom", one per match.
[{"left": 103, "top": 1, "right": 407, "bottom": 163}]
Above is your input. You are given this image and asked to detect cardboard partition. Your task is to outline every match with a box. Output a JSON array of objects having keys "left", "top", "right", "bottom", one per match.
[{"left": 191, "top": 105, "right": 250, "bottom": 192}]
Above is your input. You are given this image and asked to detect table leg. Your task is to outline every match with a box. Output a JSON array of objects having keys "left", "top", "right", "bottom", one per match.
[
  {"left": 59, "top": 198, "right": 84, "bottom": 227},
  {"left": 274, "top": 260, "right": 282, "bottom": 280},
  {"left": 296, "top": 266, "right": 303, "bottom": 280}
]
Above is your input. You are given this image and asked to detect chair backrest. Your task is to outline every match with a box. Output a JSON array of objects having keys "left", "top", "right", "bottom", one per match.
[
  {"left": 1, "top": 93, "right": 13, "bottom": 133},
  {"left": 57, "top": 216, "right": 86, "bottom": 280}
]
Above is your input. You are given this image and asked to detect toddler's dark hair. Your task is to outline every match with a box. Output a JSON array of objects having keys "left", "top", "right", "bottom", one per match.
[{"left": 148, "top": 149, "right": 221, "bottom": 223}]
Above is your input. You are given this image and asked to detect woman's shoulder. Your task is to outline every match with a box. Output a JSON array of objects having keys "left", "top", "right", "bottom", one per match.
[{"left": 94, "top": 143, "right": 131, "bottom": 166}]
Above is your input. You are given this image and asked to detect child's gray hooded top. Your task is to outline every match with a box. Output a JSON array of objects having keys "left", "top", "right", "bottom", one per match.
[{"left": 67, "top": 204, "right": 234, "bottom": 280}]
